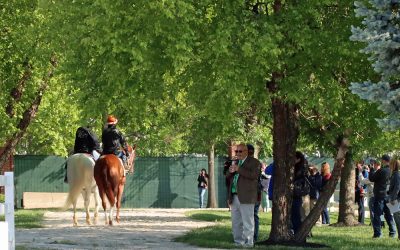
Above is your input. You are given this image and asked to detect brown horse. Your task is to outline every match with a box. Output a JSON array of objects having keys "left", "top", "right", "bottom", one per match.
[{"left": 94, "top": 144, "right": 136, "bottom": 225}]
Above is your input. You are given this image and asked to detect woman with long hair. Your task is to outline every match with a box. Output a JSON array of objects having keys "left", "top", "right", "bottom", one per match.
[
  {"left": 321, "top": 162, "right": 331, "bottom": 224},
  {"left": 291, "top": 151, "right": 307, "bottom": 234},
  {"left": 388, "top": 159, "right": 400, "bottom": 239},
  {"left": 197, "top": 168, "right": 209, "bottom": 208}
]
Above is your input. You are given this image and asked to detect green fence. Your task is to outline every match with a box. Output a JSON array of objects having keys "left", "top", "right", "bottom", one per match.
[
  {"left": 14, "top": 155, "right": 228, "bottom": 208},
  {"left": 13, "top": 155, "right": 336, "bottom": 209}
]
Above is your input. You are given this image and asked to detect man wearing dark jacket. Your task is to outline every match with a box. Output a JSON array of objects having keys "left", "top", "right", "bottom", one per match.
[
  {"left": 369, "top": 154, "right": 396, "bottom": 238},
  {"left": 102, "top": 115, "right": 129, "bottom": 166}
]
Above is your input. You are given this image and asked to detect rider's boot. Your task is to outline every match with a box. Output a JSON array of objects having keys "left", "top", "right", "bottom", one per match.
[{"left": 64, "top": 162, "right": 68, "bottom": 183}]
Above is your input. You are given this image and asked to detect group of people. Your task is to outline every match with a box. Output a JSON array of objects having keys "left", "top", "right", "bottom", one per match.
[
  {"left": 284, "top": 153, "right": 333, "bottom": 234},
  {"left": 220, "top": 147, "right": 337, "bottom": 246},
  {"left": 220, "top": 149, "right": 400, "bottom": 246},
  {"left": 64, "top": 115, "right": 130, "bottom": 183},
  {"left": 355, "top": 155, "right": 400, "bottom": 239}
]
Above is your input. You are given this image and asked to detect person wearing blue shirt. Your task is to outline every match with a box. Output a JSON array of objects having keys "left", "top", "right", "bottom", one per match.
[{"left": 265, "top": 162, "right": 274, "bottom": 201}]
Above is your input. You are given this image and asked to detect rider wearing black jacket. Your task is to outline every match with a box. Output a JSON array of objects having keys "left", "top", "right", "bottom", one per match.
[
  {"left": 102, "top": 115, "right": 129, "bottom": 162},
  {"left": 65, "top": 124, "right": 101, "bottom": 183},
  {"left": 74, "top": 126, "right": 101, "bottom": 154}
]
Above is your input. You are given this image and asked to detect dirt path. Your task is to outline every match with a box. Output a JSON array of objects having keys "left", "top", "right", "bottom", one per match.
[{"left": 16, "top": 209, "right": 221, "bottom": 249}]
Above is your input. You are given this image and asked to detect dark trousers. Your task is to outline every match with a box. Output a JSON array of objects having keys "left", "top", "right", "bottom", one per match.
[
  {"left": 254, "top": 202, "right": 260, "bottom": 242},
  {"left": 357, "top": 197, "right": 365, "bottom": 224},
  {"left": 369, "top": 196, "right": 375, "bottom": 223},
  {"left": 393, "top": 211, "right": 400, "bottom": 239},
  {"left": 372, "top": 198, "right": 396, "bottom": 237},
  {"left": 291, "top": 197, "right": 303, "bottom": 234}
]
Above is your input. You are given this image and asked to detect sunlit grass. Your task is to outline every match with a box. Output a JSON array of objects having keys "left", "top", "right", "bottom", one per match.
[
  {"left": 14, "top": 209, "right": 45, "bottom": 229},
  {"left": 177, "top": 210, "right": 398, "bottom": 249}
]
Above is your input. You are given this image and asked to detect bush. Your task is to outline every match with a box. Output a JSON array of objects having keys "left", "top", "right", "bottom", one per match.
[{"left": 0, "top": 194, "right": 4, "bottom": 203}]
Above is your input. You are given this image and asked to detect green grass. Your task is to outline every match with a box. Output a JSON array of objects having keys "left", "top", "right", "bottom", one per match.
[
  {"left": 1, "top": 208, "right": 45, "bottom": 227},
  {"left": 14, "top": 209, "right": 45, "bottom": 229},
  {"left": 176, "top": 210, "right": 398, "bottom": 249},
  {"left": 0, "top": 194, "right": 4, "bottom": 221}
]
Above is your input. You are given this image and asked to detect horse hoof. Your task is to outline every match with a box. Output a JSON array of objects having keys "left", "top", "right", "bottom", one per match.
[
  {"left": 86, "top": 220, "right": 92, "bottom": 225},
  {"left": 109, "top": 220, "right": 113, "bottom": 226}
]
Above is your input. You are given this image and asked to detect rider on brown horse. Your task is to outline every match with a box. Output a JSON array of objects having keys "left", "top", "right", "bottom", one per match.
[
  {"left": 64, "top": 120, "right": 102, "bottom": 183},
  {"left": 101, "top": 115, "right": 130, "bottom": 171}
]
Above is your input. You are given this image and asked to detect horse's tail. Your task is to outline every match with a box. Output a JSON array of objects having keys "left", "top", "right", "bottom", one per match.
[
  {"left": 63, "top": 155, "right": 92, "bottom": 210},
  {"left": 103, "top": 162, "right": 116, "bottom": 207},
  {"left": 63, "top": 180, "right": 85, "bottom": 211}
]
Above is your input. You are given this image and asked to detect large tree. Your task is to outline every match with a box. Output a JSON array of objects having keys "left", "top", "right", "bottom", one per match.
[
  {"left": 0, "top": 1, "right": 56, "bottom": 167},
  {"left": 350, "top": 0, "right": 400, "bottom": 131}
]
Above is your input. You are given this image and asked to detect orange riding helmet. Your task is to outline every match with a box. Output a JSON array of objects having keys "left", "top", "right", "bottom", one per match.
[{"left": 107, "top": 115, "right": 118, "bottom": 125}]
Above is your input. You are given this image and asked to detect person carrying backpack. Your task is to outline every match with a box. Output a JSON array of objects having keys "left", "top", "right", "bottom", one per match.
[{"left": 291, "top": 151, "right": 309, "bottom": 234}]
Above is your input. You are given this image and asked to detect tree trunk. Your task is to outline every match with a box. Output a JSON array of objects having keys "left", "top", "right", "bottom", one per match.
[
  {"left": 0, "top": 56, "right": 56, "bottom": 170},
  {"left": 267, "top": 97, "right": 299, "bottom": 243},
  {"left": 207, "top": 143, "right": 217, "bottom": 208},
  {"left": 337, "top": 150, "right": 357, "bottom": 225},
  {"left": 294, "top": 137, "right": 349, "bottom": 242},
  {"left": 0, "top": 82, "right": 48, "bottom": 169},
  {"left": 6, "top": 61, "right": 32, "bottom": 118}
]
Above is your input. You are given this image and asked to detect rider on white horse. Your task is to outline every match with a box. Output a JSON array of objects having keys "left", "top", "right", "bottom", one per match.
[
  {"left": 101, "top": 115, "right": 130, "bottom": 170},
  {"left": 64, "top": 121, "right": 102, "bottom": 183}
]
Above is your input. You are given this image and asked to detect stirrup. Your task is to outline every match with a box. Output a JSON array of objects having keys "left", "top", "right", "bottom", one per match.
[{"left": 123, "top": 162, "right": 131, "bottom": 176}]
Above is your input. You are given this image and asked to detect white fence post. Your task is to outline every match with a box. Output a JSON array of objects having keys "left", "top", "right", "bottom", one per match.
[{"left": 0, "top": 172, "right": 15, "bottom": 250}]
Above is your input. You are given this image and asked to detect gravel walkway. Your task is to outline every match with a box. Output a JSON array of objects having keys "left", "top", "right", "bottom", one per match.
[{"left": 16, "top": 209, "right": 221, "bottom": 250}]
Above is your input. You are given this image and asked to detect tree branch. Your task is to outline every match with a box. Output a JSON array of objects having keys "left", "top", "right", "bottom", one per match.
[
  {"left": 6, "top": 61, "right": 33, "bottom": 118},
  {"left": 0, "top": 55, "right": 57, "bottom": 170}
]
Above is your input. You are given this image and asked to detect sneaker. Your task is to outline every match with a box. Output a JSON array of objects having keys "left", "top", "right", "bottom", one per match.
[{"left": 372, "top": 235, "right": 382, "bottom": 238}]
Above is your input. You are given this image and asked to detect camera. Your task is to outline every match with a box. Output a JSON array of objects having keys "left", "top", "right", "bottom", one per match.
[{"left": 223, "top": 158, "right": 238, "bottom": 175}]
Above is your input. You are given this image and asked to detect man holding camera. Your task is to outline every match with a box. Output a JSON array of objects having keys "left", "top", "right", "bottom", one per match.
[{"left": 228, "top": 143, "right": 261, "bottom": 247}]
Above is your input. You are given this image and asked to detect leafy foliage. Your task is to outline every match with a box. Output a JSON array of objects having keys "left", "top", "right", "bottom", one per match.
[{"left": 350, "top": 0, "right": 400, "bottom": 131}]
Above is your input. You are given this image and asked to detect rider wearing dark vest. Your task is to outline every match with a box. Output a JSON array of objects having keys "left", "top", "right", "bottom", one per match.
[
  {"left": 102, "top": 115, "right": 129, "bottom": 166},
  {"left": 74, "top": 126, "right": 101, "bottom": 155},
  {"left": 64, "top": 124, "right": 101, "bottom": 183}
]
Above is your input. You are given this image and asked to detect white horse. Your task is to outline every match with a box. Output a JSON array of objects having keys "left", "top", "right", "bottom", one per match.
[{"left": 64, "top": 153, "right": 101, "bottom": 226}]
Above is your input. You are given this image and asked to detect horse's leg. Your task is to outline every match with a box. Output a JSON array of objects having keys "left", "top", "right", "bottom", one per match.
[
  {"left": 97, "top": 183, "right": 109, "bottom": 225},
  {"left": 116, "top": 178, "right": 126, "bottom": 223},
  {"left": 109, "top": 204, "right": 115, "bottom": 226},
  {"left": 83, "top": 189, "right": 92, "bottom": 225},
  {"left": 72, "top": 199, "right": 78, "bottom": 226},
  {"left": 93, "top": 187, "right": 101, "bottom": 225},
  {"left": 106, "top": 191, "right": 115, "bottom": 226},
  {"left": 104, "top": 186, "right": 116, "bottom": 226}
]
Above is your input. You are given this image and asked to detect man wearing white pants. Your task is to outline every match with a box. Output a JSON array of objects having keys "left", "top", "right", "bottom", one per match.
[{"left": 228, "top": 143, "right": 261, "bottom": 247}]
